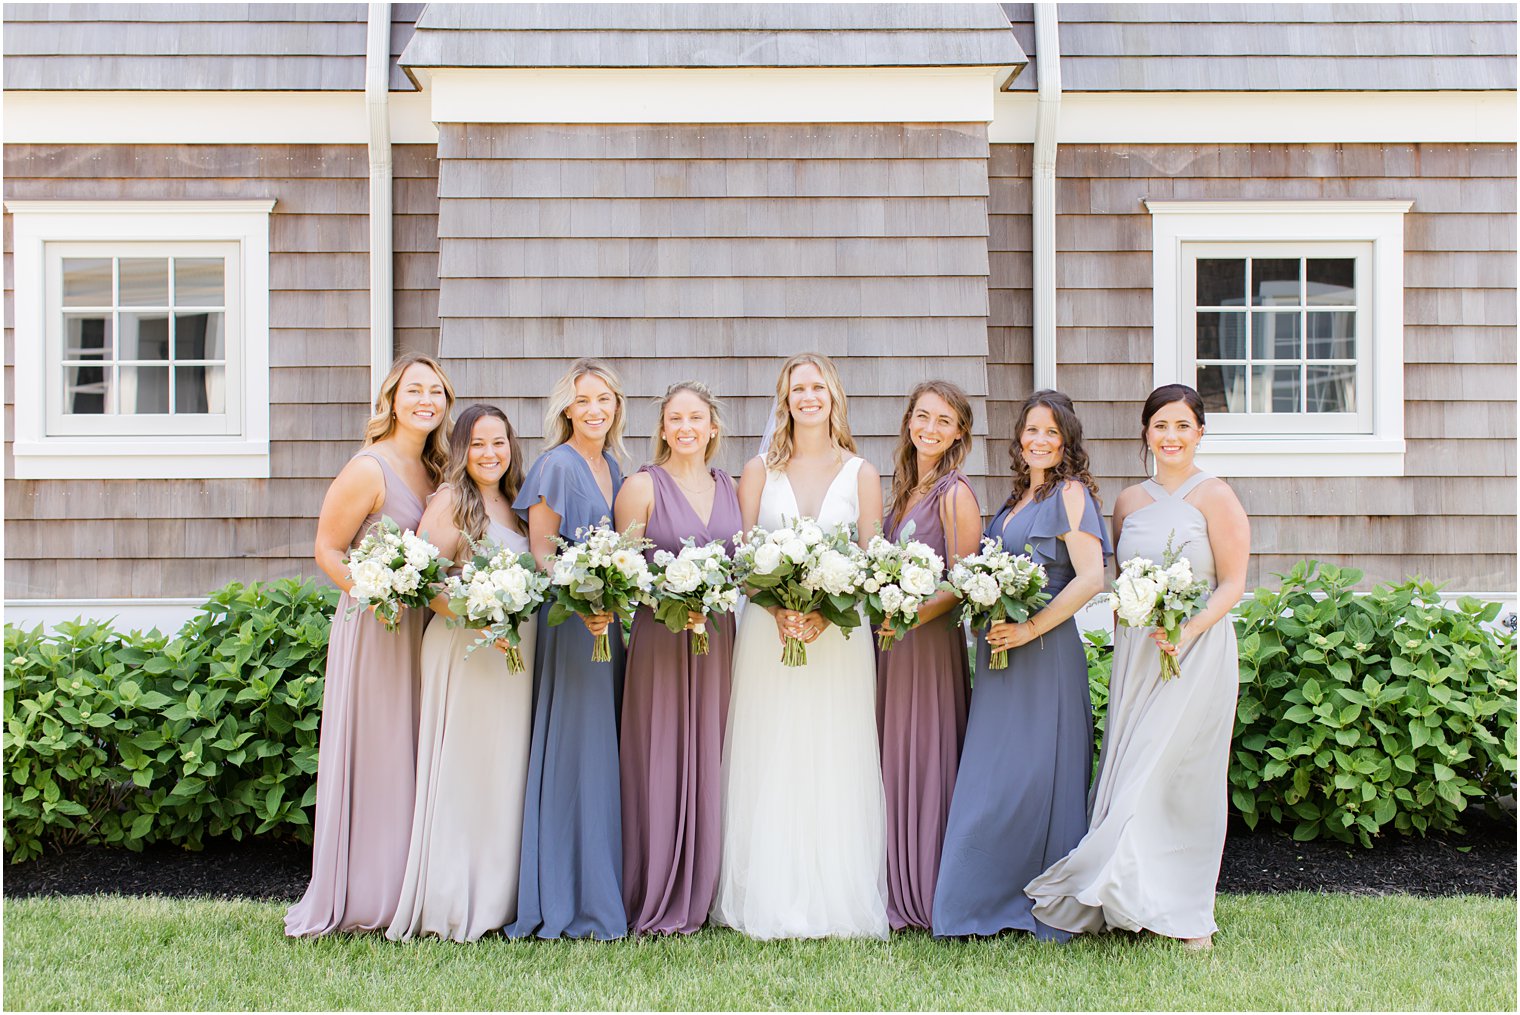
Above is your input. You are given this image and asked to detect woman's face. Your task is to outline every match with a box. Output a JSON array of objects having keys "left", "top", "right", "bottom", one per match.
[
  {"left": 787, "top": 362, "right": 832, "bottom": 428},
  {"left": 1019, "top": 404, "right": 1065, "bottom": 473},
  {"left": 465, "top": 415, "right": 511, "bottom": 489},
  {"left": 566, "top": 372, "right": 618, "bottom": 445},
  {"left": 662, "top": 389, "right": 715, "bottom": 462},
  {"left": 909, "top": 391, "right": 962, "bottom": 465},
  {"left": 392, "top": 363, "right": 446, "bottom": 436},
  {"left": 1145, "top": 400, "right": 1203, "bottom": 467}
]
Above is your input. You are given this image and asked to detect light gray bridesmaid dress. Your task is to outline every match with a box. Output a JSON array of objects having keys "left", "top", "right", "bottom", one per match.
[{"left": 1026, "top": 471, "right": 1240, "bottom": 939}]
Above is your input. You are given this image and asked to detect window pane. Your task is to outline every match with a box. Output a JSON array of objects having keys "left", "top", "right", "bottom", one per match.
[
  {"left": 1251, "top": 312, "right": 1301, "bottom": 360},
  {"left": 1306, "top": 311, "right": 1356, "bottom": 360},
  {"left": 121, "top": 365, "right": 170, "bottom": 413},
  {"left": 1252, "top": 365, "right": 1302, "bottom": 413},
  {"left": 62, "top": 258, "right": 113, "bottom": 307},
  {"left": 175, "top": 365, "right": 226, "bottom": 414},
  {"left": 1197, "top": 364, "right": 1247, "bottom": 414},
  {"left": 1251, "top": 258, "right": 1301, "bottom": 306},
  {"left": 174, "top": 258, "right": 224, "bottom": 307},
  {"left": 1196, "top": 312, "right": 1245, "bottom": 361},
  {"left": 1196, "top": 259, "right": 1246, "bottom": 307},
  {"left": 1307, "top": 258, "right": 1356, "bottom": 306},
  {"left": 1306, "top": 365, "right": 1356, "bottom": 413},
  {"left": 174, "top": 312, "right": 225, "bottom": 359},
  {"left": 64, "top": 313, "right": 113, "bottom": 360},
  {"left": 118, "top": 258, "right": 168, "bottom": 306},
  {"left": 65, "top": 363, "right": 111, "bottom": 414},
  {"left": 117, "top": 312, "right": 171, "bottom": 360}
]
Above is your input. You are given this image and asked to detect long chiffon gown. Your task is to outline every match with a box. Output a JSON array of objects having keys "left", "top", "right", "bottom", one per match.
[
  {"left": 286, "top": 450, "right": 426, "bottom": 937},
  {"left": 712, "top": 455, "right": 889, "bottom": 940},
  {"left": 506, "top": 443, "right": 628, "bottom": 940},
  {"left": 620, "top": 465, "right": 741, "bottom": 935},
  {"left": 1027, "top": 471, "right": 1239, "bottom": 939},
  {"left": 387, "top": 518, "right": 536, "bottom": 942},
  {"left": 931, "top": 482, "right": 1112, "bottom": 941},
  {"left": 876, "top": 470, "right": 973, "bottom": 931}
]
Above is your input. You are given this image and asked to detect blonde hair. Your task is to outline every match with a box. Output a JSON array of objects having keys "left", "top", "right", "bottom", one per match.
[
  {"left": 363, "top": 352, "right": 455, "bottom": 487},
  {"left": 887, "top": 380, "right": 974, "bottom": 522},
  {"left": 763, "top": 352, "right": 855, "bottom": 471},
  {"left": 651, "top": 381, "right": 725, "bottom": 466},
  {"left": 445, "top": 404, "right": 525, "bottom": 546},
  {"left": 542, "top": 358, "right": 629, "bottom": 462}
]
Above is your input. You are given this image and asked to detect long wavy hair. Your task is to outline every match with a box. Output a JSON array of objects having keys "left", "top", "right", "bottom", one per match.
[
  {"left": 651, "top": 380, "right": 725, "bottom": 466},
  {"left": 1140, "top": 383, "right": 1207, "bottom": 470},
  {"left": 542, "top": 358, "right": 628, "bottom": 463},
  {"left": 1006, "top": 389, "right": 1102, "bottom": 509},
  {"left": 445, "top": 404, "right": 525, "bottom": 545},
  {"left": 362, "top": 352, "right": 455, "bottom": 487},
  {"left": 763, "top": 352, "right": 856, "bottom": 471},
  {"left": 887, "top": 380, "right": 974, "bottom": 523}
]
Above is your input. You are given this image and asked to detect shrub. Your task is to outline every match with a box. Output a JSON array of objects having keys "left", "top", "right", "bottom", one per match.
[{"left": 1083, "top": 628, "right": 1113, "bottom": 754}]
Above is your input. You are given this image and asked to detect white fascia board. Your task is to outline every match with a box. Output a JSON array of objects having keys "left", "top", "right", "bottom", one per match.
[
  {"left": 990, "top": 91, "right": 1518, "bottom": 144},
  {"left": 2, "top": 91, "right": 438, "bottom": 144},
  {"left": 10, "top": 441, "right": 272, "bottom": 479},
  {"left": 425, "top": 67, "right": 1002, "bottom": 124}
]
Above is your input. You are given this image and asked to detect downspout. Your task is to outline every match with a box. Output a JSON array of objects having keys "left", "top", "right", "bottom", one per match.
[
  {"left": 366, "top": 3, "right": 394, "bottom": 396},
  {"left": 1031, "top": 3, "right": 1061, "bottom": 391}
]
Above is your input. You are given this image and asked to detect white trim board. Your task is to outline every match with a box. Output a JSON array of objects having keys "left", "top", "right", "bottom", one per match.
[{"left": 990, "top": 91, "right": 1519, "bottom": 144}]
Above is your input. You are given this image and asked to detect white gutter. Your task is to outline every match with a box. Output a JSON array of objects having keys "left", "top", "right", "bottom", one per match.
[
  {"left": 366, "top": 3, "right": 394, "bottom": 396},
  {"left": 1031, "top": 3, "right": 1061, "bottom": 391}
]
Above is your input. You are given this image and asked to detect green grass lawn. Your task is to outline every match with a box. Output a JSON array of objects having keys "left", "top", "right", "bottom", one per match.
[{"left": 3, "top": 893, "right": 1514, "bottom": 1011}]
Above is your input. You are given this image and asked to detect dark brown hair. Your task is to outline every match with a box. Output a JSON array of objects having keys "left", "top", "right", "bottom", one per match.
[
  {"left": 445, "top": 404, "right": 525, "bottom": 545},
  {"left": 1139, "top": 383, "right": 1207, "bottom": 467},
  {"left": 888, "top": 380, "right": 974, "bottom": 522},
  {"left": 1006, "top": 389, "right": 1101, "bottom": 509}
]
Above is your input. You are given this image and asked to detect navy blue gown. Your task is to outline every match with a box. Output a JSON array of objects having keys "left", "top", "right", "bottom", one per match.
[
  {"left": 931, "top": 482, "right": 1112, "bottom": 940},
  {"left": 506, "top": 443, "right": 628, "bottom": 940}
]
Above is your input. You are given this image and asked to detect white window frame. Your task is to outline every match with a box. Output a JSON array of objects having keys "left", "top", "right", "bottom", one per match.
[
  {"left": 1147, "top": 200, "right": 1412, "bottom": 478},
  {"left": 7, "top": 200, "right": 274, "bottom": 479}
]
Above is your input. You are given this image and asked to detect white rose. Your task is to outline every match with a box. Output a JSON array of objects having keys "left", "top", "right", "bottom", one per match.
[
  {"left": 880, "top": 585, "right": 905, "bottom": 614},
  {"left": 653, "top": 549, "right": 675, "bottom": 567},
  {"left": 1116, "top": 576, "right": 1160, "bottom": 627},
  {"left": 781, "top": 539, "right": 809, "bottom": 564},
  {"left": 662, "top": 557, "right": 704, "bottom": 594},
  {"left": 863, "top": 577, "right": 881, "bottom": 594},
  {"left": 966, "top": 573, "right": 1000, "bottom": 608},
  {"left": 900, "top": 564, "right": 937, "bottom": 598},
  {"left": 812, "top": 549, "right": 860, "bottom": 596},
  {"left": 753, "top": 543, "right": 784, "bottom": 575},
  {"left": 391, "top": 566, "right": 422, "bottom": 594},
  {"left": 798, "top": 522, "right": 825, "bottom": 546}
]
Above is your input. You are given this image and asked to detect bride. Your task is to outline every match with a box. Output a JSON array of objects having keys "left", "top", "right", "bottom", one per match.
[{"left": 711, "top": 352, "right": 889, "bottom": 940}]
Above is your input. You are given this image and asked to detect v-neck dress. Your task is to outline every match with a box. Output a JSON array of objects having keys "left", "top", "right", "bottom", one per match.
[
  {"left": 932, "top": 482, "right": 1112, "bottom": 941},
  {"left": 506, "top": 442, "right": 628, "bottom": 940},
  {"left": 620, "top": 465, "right": 742, "bottom": 935},
  {"left": 286, "top": 449, "right": 428, "bottom": 937}
]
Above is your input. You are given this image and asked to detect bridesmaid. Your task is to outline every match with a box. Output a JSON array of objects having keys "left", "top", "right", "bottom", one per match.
[
  {"left": 875, "top": 381, "right": 982, "bottom": 932},
  {"left": 387, "top": 404, "right": 535, "bottom": 942},
  {"left": 614, "top": 381, "right": 741, "bottom": 935},
  {"left": 507, "top": 358, "right": 630, "bottom": 940},
  {"left": 1027, "top": 384, "right": 1249, "bottom": 950},
  {"left": 286, "top": 352, "right": 454, "bottom": 937},
  {"left": 932, "top": 389, "right": 1111, "bottom": 941}
]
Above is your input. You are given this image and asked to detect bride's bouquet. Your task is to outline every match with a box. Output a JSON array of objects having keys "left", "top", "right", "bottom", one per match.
[
  {"left": 546, "top": 523, "right": 656, "bottom": 662},
  {"left": 1106, "top": 532, "right": 1212, "bottom": 681},
  {"left": 733, "top": 518, "right": 868, "bottom": 667},
  {"left": 345, "top": 517, "right": 450, "bottom": 632},
  {"left": 860, "top": 524, "right": 945, "bottom": 651},
  {"left": 441, "top": 536, "right": 551, "bottom": 673},
  {"left": 944, "top": 537, "right": 1050, "bottom": 669},
  {"left": 650, "top": 538, "right": 741, "bottom": 655}
]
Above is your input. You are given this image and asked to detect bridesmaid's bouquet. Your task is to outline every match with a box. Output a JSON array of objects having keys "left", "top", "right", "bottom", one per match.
[
  {"left": 1106, "top": 532, "right": 1212, "bottom": 681},
  {"left": 944, "top": 537, "right": 1050, "bottom": 670},
  {"left": 650, "top": 538, "right": 741, "bottom": 655},
  {"left": 733, "top": 518, "right": 868, "bottom": 667},
  {"left": 345, "top": 517, "right": 450, "bottom": 632},
  {"left": 861, "top": 523, "right": 946, "bottom": 651},
  {"left": 546, "top": 523, "right": 656, "bottom": 662},
  {"left": 441, "top": 537, "right": 551, "bottom": 673}
]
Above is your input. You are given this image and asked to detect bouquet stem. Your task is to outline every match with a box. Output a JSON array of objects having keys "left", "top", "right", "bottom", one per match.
[
  {"left": 989, "top": 647, "right": 1009, "bottom": 670},
  {"left": 781, "top": 635, "right": 808, "bottom": 667},
  {"left": 690, "top": 622, "right": 710, "bottom": 656},
  {"left": 1160, "top": 624, "right": 1182, "bottom": 680},
  {"left": 503, "top": 642, "right": 525, "bottom": 675},
  {"left": 592, "top": 632, "right": 611, "bottom": 663},
  {"left": 877, "top": 629, "right": 900, "bottom": 652}
]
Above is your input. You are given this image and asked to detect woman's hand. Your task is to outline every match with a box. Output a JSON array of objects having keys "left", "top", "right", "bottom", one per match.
[
  {"left": 582, "top": 612, "right": 614, "bottom": 637},
  {"left": 776, "top": 609, "right": 829, "bottom": 643},
  {"left": 987, "top": 619, "right": 1037, "bottom": 652},
  {"left": 684, "top": 610, "right": 706, "bottom": 632},
  {"left": 878, "top": 616, "right": 920, "bottom": 641},
  {"left": 1151, "top": 622, "right": 1198, "bottom": 658}
]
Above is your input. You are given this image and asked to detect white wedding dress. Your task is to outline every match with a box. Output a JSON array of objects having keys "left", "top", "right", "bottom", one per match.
[{"left": 711, "top": 456, "right": 889, "bottom": 939}]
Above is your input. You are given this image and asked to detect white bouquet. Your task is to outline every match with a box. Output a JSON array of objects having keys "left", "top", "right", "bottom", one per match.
[
  {"left": 860, "top": 522, "right": 946, "bottom": 651},
  {"left": 441, "top": 536, "right": 551, "bottom": 673},
  {"left": 345, "top": 517, "right": 450, "bottom": 632},
  {"left": 944, "top": 537, "right": 1050, "bottom": 670},
  {"left": 650, "top": 538, "right": 741, "bottom": 655},
  {"left": 1105, "top": 531, "right": 1212, "bottom": 680},
  {"left": 546, "top": 523, "right": 656, "bottom": 662},
  {"left": 732, "top": 517, "right": 868, "bottom": 667}
]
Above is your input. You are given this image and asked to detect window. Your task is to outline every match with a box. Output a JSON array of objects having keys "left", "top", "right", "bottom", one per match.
[
  {"left": 1147, "top": 201, "right": 1412, "bottom": 478},
  {"left": 7, "top": 201, "right": 274, "bottom": 479}
]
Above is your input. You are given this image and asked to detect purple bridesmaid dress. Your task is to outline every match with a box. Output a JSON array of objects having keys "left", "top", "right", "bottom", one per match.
[{"left": 620, "top": 465, "right": 741, "bottom": 934}]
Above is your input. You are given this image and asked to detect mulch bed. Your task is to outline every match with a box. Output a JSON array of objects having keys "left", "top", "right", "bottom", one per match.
[{"left": 6, "top": 816, "right": 1514, "bottom": 902}]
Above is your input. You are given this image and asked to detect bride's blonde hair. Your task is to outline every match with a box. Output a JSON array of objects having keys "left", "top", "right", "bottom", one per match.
[{"left": 763, "top": 352, "right": 855, "bottom": 471}]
